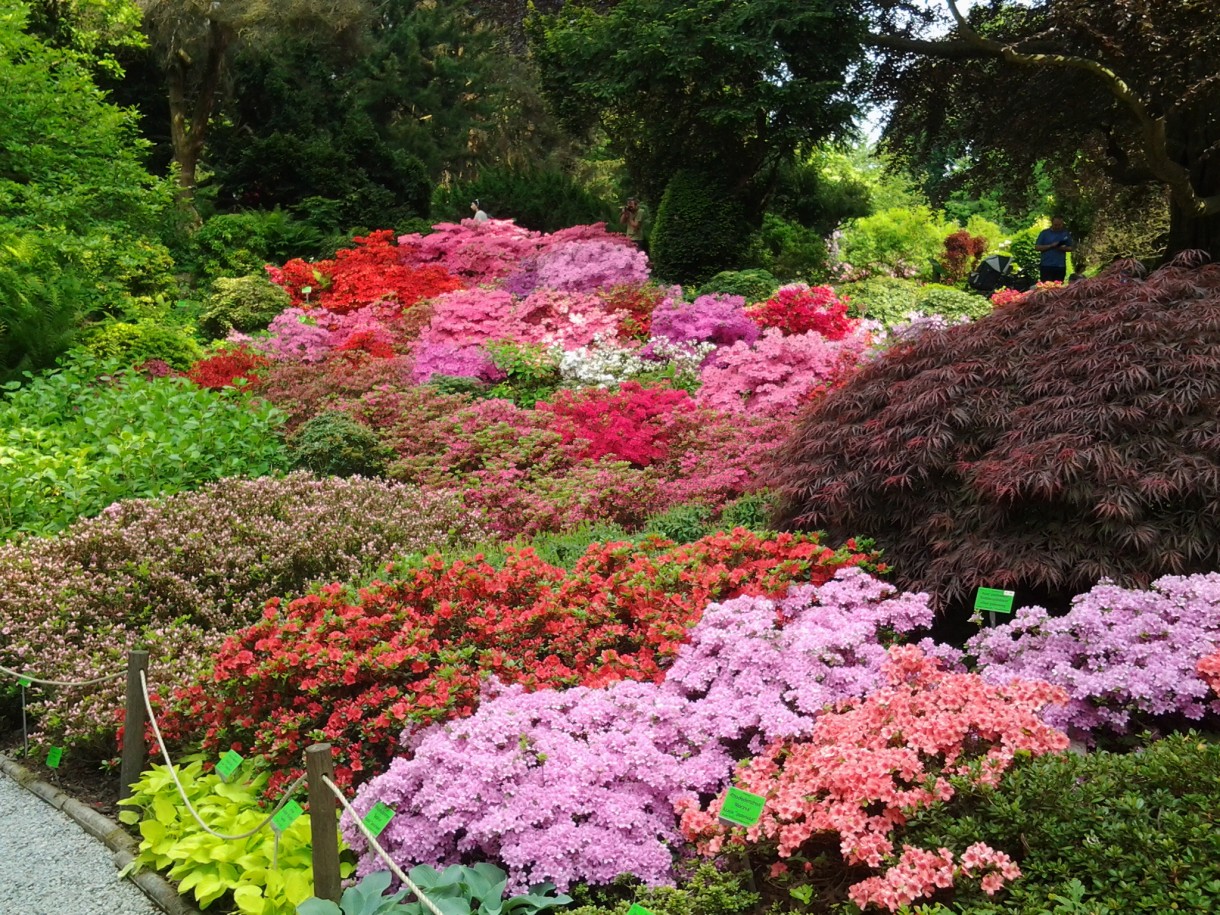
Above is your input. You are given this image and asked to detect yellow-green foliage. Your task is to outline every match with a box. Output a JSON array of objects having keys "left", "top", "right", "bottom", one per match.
[
  {"left": 120, "top": 755, "right": 352, "bottom": 914},
  {"left": 84, "top": 320, "right": 201, "bottom": 369}
]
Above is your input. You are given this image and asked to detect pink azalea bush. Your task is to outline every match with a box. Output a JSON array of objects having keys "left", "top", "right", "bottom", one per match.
[
  {"left": 697, "top": 327, "right": 873, "bottom": 417},
  {"left": 679, "top": 645, "right": 1070, "bottom": 912},
  {"left": 344, "top": 569, "right": 937, "bottom": 891},
  {"left": 533, "top": 239, "right": 650, "bottom": 293},
  {"left": 968, "top": 573, "right": 1220, "bottom": 739},
  {"left": 649, "top": 293, "right": 760, "bottom": 348},
  {"left": 397, "top": 220, "right": 540, "bottom": 286}
]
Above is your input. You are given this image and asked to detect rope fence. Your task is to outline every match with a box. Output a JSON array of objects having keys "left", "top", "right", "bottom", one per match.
[{"left": 1, "top": 648, "right": 443, "bottom": 908}]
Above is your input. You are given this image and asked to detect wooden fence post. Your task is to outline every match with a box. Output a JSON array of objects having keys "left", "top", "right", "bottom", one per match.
[
  {"left": 119, "top": 649, "right": 149, "bottom": 802},
  {"left": 306, "top": 743, "right": 342, "bottom": 903}
]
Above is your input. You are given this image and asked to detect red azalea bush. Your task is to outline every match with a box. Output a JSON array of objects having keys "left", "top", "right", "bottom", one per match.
[
  {"left": 747, "top": 284, "right": 858, "bottom": 340},
  {"left": 539, "top": 382, "right": 698, "bottom": 466},
  {"left": 680, "top": 645, "right": 1069, "bottom": 912},
  {"left": 598, "top": 282, "right": 670, "bottom": 340},
  {"left": 161, "top": 530, "right": 881, "bottom": 794},
  {"left": 266, "top": 230, "right": 463, "bottom": 313},
  {"left": 186, "top": 346, "right": 270, "bottom": 390}
]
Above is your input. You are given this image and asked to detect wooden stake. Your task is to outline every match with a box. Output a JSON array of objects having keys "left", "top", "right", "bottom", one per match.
[
  {"left": 119, "top": 649, "right": 149, "bottom": 802},
  {"left": 306, "top": 743, "right": 341, "bottom": 903}
]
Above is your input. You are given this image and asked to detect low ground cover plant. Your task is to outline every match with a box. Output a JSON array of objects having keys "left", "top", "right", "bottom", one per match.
[
  {"left": 161, "top": 530, "right": 881, "bottom": 796},
  {"left": 0, "top": 473, "right": 485, "bottom": 750}
]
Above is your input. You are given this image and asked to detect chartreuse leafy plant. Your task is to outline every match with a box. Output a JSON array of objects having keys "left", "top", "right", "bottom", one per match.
[
  {"left": 776, "top": 255, "right": 1220, "bottom": 611},
  {"left": 120, "top": 755, "right": 352, "bottom": 913}
]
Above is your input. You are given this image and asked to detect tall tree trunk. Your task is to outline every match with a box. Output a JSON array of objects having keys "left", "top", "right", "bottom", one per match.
[{"left": 165, "top": 19, "right": 231, "bottom": 214}]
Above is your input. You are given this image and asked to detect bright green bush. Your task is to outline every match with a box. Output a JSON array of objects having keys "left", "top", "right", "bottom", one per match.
[
  {"left": 189, "top": 209, "right": 327, "bottom": 285},
  {"left": 566, "top": 865, "right": 758, "bottom": 915},
  {"left": 1008, "top": 221, "right": 1046, "bottom": 273},
  {"left": 915, "top": 284, "right": 993, "bottom": 322},
  {"left": 0, "top": 356, "right": 288, "bottom": 538},
  {"left": 837, "top": 276, "right": 924, "bottom": 325},
  {"left": 839, "top": 206, "right": 954, "bottom": 279},
  {"left": 742, "top": 213, "right": 830, "bottom": 283},
  {"left": 0, "top": 229, "right": 83, "bottom": 381},
  {"left": 83, "top": 320, "right": 202, "bottom": 370},
  {"left": 699, "top": 269, "right": 780, "bottom": 303},
  {"left": 199, "top": 274, "right": 293, "bottom": 339},
  {"left": 289, "top": 411, "right": 388, "bottom": 478},
  {"left": 120, "top": 755, "right": 350, "bottom": 914},
  {"left": 900, "top": 734, "right": 1220, "bottom": 914},
  {"left": 650, "top": 171, "right": 747, "bottom": 286},
  {"left": 431, "top": 167, "right": 615, "bottom": 233}
]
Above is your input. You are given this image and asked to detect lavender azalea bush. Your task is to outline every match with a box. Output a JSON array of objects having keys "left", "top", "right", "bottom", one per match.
[
  {"left": 344, "top": 568, "right": 936, "bottom": 891},
  {"left": 649, "top": 293, "right": 760, "bottom": 349},
  {"left": 968, "top": 573, "right": 1220, "bottom": 738}
]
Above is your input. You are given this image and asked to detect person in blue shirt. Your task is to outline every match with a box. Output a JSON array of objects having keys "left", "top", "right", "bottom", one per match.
[{"left": 1035, "top": 216, "right": 1074, "bottom": 283}]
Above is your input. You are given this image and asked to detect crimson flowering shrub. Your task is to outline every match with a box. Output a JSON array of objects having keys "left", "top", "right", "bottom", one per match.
[
  {"left": 539, "top": 383, "right": 697, "bottom": 466},
  {"left": 649, "top": 293, "right": 760, "bottom": 348},
  {"left": 346, "top": 569, "right": 935, "bottom": 891},
  {"left": 598, "top": 283, "right": 669, "bottom": 340},
  {"left": 968, "top": 573, "right": 1220, "bottom": 739},
  {"left": 398, "top": 220, "right": 541, "bottom": 286},
  {"left": 679, "top": 645, "right": 1069, "bottom": 912},
  {"left": 186, "top": 346, "right": 270, "bottom": 389},
  {"left": 697, "top": 327, "right": 873, "bottom": 418},
  {"left": 0, "top": 474, "right": 486, "bottom": 751},
  {"left": 161, "top": 530, "right": 882, "bottom": 795},
  {"left": 747, "top": 284, "right": 857, "bottom": 339},
  {"left": 266, "top": 230, "right": 463, "bottom": 313},
  {"left": 774, "top": 255, "right": 1220, "bottom": 610},
  {"left": 258, "top": 354, "right": 416, "bottom": 431}
]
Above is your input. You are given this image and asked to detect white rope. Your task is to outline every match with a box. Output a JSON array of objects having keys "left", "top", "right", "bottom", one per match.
[
  {"left": 139, "top": 670, "right": 307, "bottom": 840},
  {"left": 0, "top": 663, "right": 125, "bottom": 689},
  {"left": 320, "top": 775, "right": 446, "bottom": 915}
]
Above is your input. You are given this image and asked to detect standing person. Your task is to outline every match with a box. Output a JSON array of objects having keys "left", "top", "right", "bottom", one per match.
[
  {"left": 619, "top": 197, "right": 643, "bottom": 242},
  {"left": 1035, "top": 216, "right": 1074, "bottom": 283},
  {"left": 471, "top": 199, "right": 489, "bottom": 222}
]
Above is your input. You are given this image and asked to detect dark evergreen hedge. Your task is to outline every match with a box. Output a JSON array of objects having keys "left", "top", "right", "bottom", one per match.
[{"left": 649, "top": 171, "right": 747, "bottom": 286}]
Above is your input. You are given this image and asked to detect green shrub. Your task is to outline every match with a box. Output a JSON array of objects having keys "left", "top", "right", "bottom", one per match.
[
  {"left": 83, "top": 320, "right": 202, "bottom": 370},
  {"left": 566, "top": 864, "right": 758, "bottom": 915},
  {"left": 189, "top": 209, "right": 327, "bottom": 285},
  {"left": 900, "top": 735, "right": 1220, "bottom": 914},
  {"left": 0, "top": 228, "right": 83, "bottom": 381},
  {"left": 650, "top": 171, "right": 748, "bottom": 286},
  {"left": 0, "top": 355, "right": 288, "bottom": 538},
  {"left": 717, "top": 490, "right": 775, "bottom": 531},
  {"left": 837, "top": 276, "right": 924, "bottom": 326},
  {"left": 289, "top": 411, "right": 388, "bottom": 478},
  {"left": 199, "top": 274, "right": 292, "bottom": 339},
  {"left": 915, "top": 284, "right": 993, "bottom": 322},
  {"left": 432, "top": 167, "right": 615, "bottom": 233},
  {"left": 487, "top": 341, "right": 563, "bottom": 408},
  {"left": 742, "top": 213, "right": 830, "bottom": 283},
  {"left": 839, "top": 206, "right": 954, "bottom": 280},
  {"left": 699, "top": 269, "right": 780, "bottom": 303},
  {"left": 1007, "top": 221, "right": 1046, "bottom": 273},
  {"left": 643, "top": 502, "right": 714, "bottom": 543}
]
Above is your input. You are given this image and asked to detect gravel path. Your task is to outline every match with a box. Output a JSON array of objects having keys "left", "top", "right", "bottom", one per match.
[{"left": 0, "top": 769, "right": 160, "bottom": 915}]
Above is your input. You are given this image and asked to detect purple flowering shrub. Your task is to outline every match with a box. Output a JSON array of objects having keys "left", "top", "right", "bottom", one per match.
[
  {"left": 0, "top": 473, "right": 486, "bottom": 750},
  {"left": 969, "top": 573, "right": 1220, "bottom": 739},
  {"left": 344, "top": 568, "right": 935, "bottom": 891},
  {"left": 533, "top": 240, "right": 650, "bottom": 292},
  {"left": 648, "top": 293, "right": 760, "bottom": 348}
]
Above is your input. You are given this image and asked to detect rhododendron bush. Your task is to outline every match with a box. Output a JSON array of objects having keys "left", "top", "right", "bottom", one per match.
[
  {"left": 346, "top": 569, "right": 935, "bottom": 891},
  {"left": 161, "top": 530, "right": 882, "bottom": 795},
  {"left": 747, "top": 284, "right": 857, "bottom": 339},
  {"left": 679, "top": 646, "right": 1070, "bottom": 912}
]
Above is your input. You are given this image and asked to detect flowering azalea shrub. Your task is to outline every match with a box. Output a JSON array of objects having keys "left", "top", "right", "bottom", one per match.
[
  {"left": 186, "top": 346, "right": 270, "bottom": 390},
  {"left": 747, "top": 284, "right": 857, "bottom": 339},
  {"left": 346, "top": 569, "right": 934, "bottom": 891},
  {"left": 679, "top": 646, "right": 1069, "bottom": 912},
  {"left": 398, "top": 220, "right": 543, "bottom": 285},
  {"left": 0, "top": 474, "right": 486, "bottom": 750},
  {"left": 697, "top": 327, "right": 873, "bottom": 417},
  {"left": 649, "top": 293, "right": 760, "bottom": 348},
  {"left": 968, "top": 573, "right": 1220, "bottom": 739},
  {"left": 598, "top": 283, "right": 669, "bottom": 340},
  {"left": 539, "top": 383, "right": 697, "bottom": 466},
  {"left": 161, "top": 530, "right": 881, "bottom": 795},
  {"left": 267, "top": 230, "right": 462, "bottom": 313},
  {"left": 533, "top": 239, "right": 650, "bottom": 293}
]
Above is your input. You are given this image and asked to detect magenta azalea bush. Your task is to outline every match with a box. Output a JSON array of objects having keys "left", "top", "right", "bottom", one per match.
[
  {"left": 968, "top": 573, "right": 1220, "bottom": 738},
  {"left": 649, "top": 293, "right": 760, "bottom": 349},
  {"left": 343, "top": 568, "right": 936, "bottom": 891}
]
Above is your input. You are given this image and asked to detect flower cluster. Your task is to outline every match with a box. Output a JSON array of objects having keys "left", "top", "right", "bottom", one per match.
[
  {"left": 968, "top": 573, "right": 1220, "bottom": 738},
  {"left": 747, "top": 284, "right": 857, "bottom": 340},
  {"left": 649, "top": 293, "right": 760, "bottom": 349},
  {"left": 346, "top": 569, "right": 933, "bottom": 891},
  {"left": 679, "top": 645, "right": 1069, "bottom": 912},
  {"left": 161, "top": 530, "right": 881, "bottom": 796}
]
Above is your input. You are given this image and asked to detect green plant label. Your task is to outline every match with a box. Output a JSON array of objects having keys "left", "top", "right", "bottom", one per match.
[
  {"left": 46, "top": 747, "right": 63, "bottom": 769},
  {"left": 271, "top": 799, "right": 303, "bottom": 832},
  {"left": 17, "top": 676, "right": 31, "bottom": 688},
  {"left": 363, "top": 802, "right": 395, "bottom": 838},
  {"left": 974, "top": 587, "right": 1016, "bottom": 614},
  {"left": 626, "top": 906, "right": 655, "bottom": 915},
  {"left": 718, "top": 786, "right": 766, "bottom": 827},
  {"left": 216, "top": 749, "right": 244, "bottom": 780}
]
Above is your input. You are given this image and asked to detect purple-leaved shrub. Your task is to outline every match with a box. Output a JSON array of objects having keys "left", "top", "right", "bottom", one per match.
[
  {"left": 0, "top": 473, "right": 487, "bottom": 750},
  {"left": 968, "top": 573, "right": 1220, "bottom": 739},
  {"left": 344, "top": 568, "right": 936, "bottom": 891}
]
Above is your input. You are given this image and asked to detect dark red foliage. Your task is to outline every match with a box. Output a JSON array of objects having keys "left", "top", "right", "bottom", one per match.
[
  {"left": 186, "top": 348, "right": 270, "bottom": 389},
  {"left": 598, "top": 283, "right": 667, "bottom": 340},
  {"left": 773, "top": 253, "right": 1220, "bottom": 611},
  {"left": 940, "top": 230, "right": 989, "bottom": 285},
  {"left": 538, "top": 382, "right": 698, "bottom": 467}
]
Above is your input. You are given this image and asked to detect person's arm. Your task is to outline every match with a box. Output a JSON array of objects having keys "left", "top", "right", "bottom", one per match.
[{"left": 1034, "top": 232, "right": 1053, "bottom": 252}]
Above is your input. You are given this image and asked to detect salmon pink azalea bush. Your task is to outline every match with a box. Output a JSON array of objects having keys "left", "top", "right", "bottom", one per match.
[{"left": 679, "top": 645, "right": 1069, "bottom": 911}]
